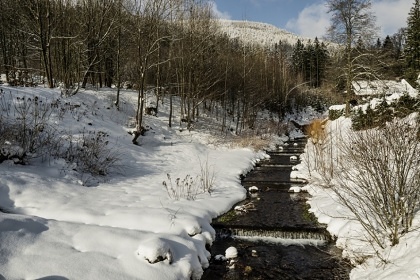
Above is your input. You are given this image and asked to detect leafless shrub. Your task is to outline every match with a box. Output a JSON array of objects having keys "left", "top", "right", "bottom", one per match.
[
  {"left": 163, "top": 155, "right": 217, "bottom": 199},
  {"left": 0, "top": 90, "right": 12, "bottom": 115},
  {"left": 332, "top": 117, "right": 420, "bottom": 251},
  {"left": 0, "top": 91, "right": 121, "bottom": 180},
  {"left": 163, "top": 173, "right": 200, "bottom": 200},
  {"left": 60, "top": 83, "right": 79, "bottom": 97},
  {"left": 0, "top": 93, "right": 59, "bottom": 163},
  {"left": 61, "top": 130, "right": 121, "bottom": 176},
  {"left": 198, "top": 155, "right": 216, "bottom": 194}
]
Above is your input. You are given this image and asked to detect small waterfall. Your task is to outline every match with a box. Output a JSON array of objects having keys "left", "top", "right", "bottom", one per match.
[
  {"left": 218, "top": 227, "right": 332, "bottom": 241},
  {"left": 204, "top": 138, "right": 351, "bottom": 279}
]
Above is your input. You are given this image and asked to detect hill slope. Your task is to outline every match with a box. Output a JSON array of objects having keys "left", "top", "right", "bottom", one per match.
[{"left": 217, "top": 19, "right": 316, "bottom": 47}]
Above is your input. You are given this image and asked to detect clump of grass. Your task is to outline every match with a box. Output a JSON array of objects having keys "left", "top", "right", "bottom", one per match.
[
  {"left": 199, "top": 155, "right": 215, "bottom": 194},
  {"left": 230, "top": 135, "right": 270, "bottom": 150},
  {"left": 163, "top": 174, "right": 200, "bottom": 200},
  {"left": 217, "top": 210, "right": 237, "bottom": 223}
]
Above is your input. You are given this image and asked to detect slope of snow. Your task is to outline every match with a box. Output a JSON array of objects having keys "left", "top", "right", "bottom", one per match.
[
  {"left": 217, "top": 19, "right": 319, "bottom": 47},
  {"left": 352, "top": 79, "right": 418, "bottom": 96},
  {"left": 0, "top": 85, "right": 270, "bottom": 279},
  {"left": 293, "top": 113, "right": 420, "bottom": 280}
]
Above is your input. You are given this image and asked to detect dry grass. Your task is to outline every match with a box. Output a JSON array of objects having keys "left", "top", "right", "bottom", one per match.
[
  {"left": 305, "top": 119, "right": 328, "bottom": 144},
  {"left": 230, "top": 135, "right": 271, "bottom": 151}
]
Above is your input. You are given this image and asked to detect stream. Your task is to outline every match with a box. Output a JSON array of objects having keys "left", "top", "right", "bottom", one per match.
[{"left": 202, "top": 137, "right": 351, "bottom": 279}]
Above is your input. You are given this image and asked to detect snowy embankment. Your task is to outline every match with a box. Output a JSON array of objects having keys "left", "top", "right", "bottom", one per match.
[
  {"left": 0, "top": 85, "right": 271, "bottom": 279},
  {"left": 291, "top": 81, "right": 420, "bottom": 279}
]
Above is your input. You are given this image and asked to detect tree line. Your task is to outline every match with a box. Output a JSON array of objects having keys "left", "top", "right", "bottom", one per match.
[
  {"left": 1, "top": 0, "right": 419, "bottom": 143},
  {"left": 0, "top": 0, "right": 327, "bottom": 142}
]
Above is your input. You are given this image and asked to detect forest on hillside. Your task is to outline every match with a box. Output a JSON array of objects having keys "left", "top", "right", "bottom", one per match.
[{"left": 0, "top": 0, "right": 419, "bottom": 140}]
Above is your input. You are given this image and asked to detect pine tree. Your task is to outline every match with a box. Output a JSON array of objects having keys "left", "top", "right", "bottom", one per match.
[
  {"left": 292, "top": 39, "right": 305, "bottom": 78},
  {"left": 313, "top": 37, "right": 328, "bottom": 87},
  {"left": 304, "top": 40, "right": 314, "bottom": 85},
  {"left": 291, "top": 38, "right": 328, "bottom": 88},
  {"left": 376, "top": 38, "right": 382, "bottom": 49},
  {"left": 404, "top": 0, "right": 420, "bottom": 84},
  {"left": 382, "top": 35, "right": 394, "bottom": 53}
]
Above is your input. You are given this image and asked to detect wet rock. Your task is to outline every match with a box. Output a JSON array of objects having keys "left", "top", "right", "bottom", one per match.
[
  {"left": 225, "top": 246, "right": 238, "bottom": 259},
  {"left": 248, "top": 186, "right": 259, "bottom": 193}
]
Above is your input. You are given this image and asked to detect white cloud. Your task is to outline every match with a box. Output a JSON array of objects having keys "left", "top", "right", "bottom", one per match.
[
  {"left": 287, "top": 0, "right": 412, "bottom": 39},
  {"left": 286, "top": 2, "right": 330, "bottom": 39},
  {"left": 209, "top": 1, "right": 231, "bottom": 20},
  {"left": 373, "top": 0, "right": 412, "bottom": 36}
]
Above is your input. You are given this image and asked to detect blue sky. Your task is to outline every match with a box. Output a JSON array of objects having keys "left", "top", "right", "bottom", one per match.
[{"left": 211, "top": 0, "right": 413, "bottom": 39}]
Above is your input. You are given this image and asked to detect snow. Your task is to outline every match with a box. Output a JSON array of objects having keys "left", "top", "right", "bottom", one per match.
[
  {"left": 1, "top": 82, "right": 419, "bottom": 279},
  {"left": 329, "top": 104, "right": 346, "bottom": 111},
  {"left": 330, "top": 79, "right": 419, "bottom": 115},
  {"left": 234, "top": 236, "right": 328, "bottom": 247},
  {"left": 288, "top": 186, "right": 302, "bottom": 193},
  {"left": 248, "top": 186, "right": 259, "bottom": 193},
  {"left": 216, "top": 19, "right": 330, "bottom": 48},
  {"left": 290, "top": 155, "right": 298, "bottom": 161},
  {"left": 225, "top": 246, "right": 238, "bottom": 259},
  {"left": 0, "top": 85, "right": 269, "bottom": 280},
  {"left": 214, "top": 254, "right": 226, "bottom": 261},
  {"left": 295, "top": 113, "right": 420, "bottom": 280},
  {"left": 136, "top": 237, "right": 173, "bottom": 264},
  {"left": 352, "top": 80, "right": 418, "bottom": 114},
  {"left": 352, "top": 80, "right": 411, "bottom": 96}
]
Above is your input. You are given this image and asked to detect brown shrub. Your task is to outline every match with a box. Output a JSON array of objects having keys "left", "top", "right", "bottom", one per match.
[{"left": 305, "top": 119, "right": 328, "bottom": 144}]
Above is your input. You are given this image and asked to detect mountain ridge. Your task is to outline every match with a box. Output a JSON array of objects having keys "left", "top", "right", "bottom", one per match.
[{"left": 217, "top": 19, "right": 327, "bottom": 47}]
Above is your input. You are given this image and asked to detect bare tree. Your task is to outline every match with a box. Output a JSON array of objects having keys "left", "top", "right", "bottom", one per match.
[
  {"left": 79, "top": 0, "right": 116, "bottom": 89},
  {"left": 326, "top": 0, "right": 377, "bottom": 106},
  {"left": 20, "top": 0, "right": 58, "bottom": 88},
  {"left": 128, "top": 0, "right": 172, "bottom": 144}
]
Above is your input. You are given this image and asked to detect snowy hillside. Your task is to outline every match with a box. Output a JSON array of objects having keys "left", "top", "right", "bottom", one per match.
[
  {"left": 291, "top": 80, "right": 420, "bottom": 280},
  {"left": 217, "top": 19, "right": 319, "bottom": 47},
  {"left": 0, "top": 85, "right": 277, "bottom": 279}
]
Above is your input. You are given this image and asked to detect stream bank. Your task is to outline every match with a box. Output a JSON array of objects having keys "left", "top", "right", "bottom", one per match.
[{"left": 202, "top": 137, "right": 351, "bottom": 279}]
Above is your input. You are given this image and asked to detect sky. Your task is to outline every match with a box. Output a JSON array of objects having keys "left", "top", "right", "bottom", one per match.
[{"left": 210, "top": 0, "right": 413, "bottom": 39}]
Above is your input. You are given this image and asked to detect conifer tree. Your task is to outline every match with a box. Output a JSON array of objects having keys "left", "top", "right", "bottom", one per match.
[
  {"left": 313, "top": 37, "right": 328, "bottom": 87},
  {"left": 404, "top": 0, "right": 420, "bottom": 84},
  {"left": 382, "top": 35, "right": 394, "bottom": 52},
  {"left": 292, "top": 39, "right": 305, "bottom": 78}
]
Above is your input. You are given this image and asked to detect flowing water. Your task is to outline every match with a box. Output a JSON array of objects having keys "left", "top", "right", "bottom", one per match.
[{"left": 202, "top": 138, "right": 351, "bottom": 279}]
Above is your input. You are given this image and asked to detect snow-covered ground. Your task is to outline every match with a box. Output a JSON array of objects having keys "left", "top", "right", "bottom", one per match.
[
  {"left": 330, "top": 79, "right": 418, "bottom": 114},
  {"left": 293, "top": 80, "right": 420, "bottom": 280},
  {"left": 0, "top": 85, "right": 274, "bottom": 279},
  {"left": 352, "top": 79, "right": 416, "bottom": 96},
  {"left": 293, "top": 116, "right": 420, "bottom": 280},
  {"left": 1, "top": 81, "right": 419, "bottom": 280},
  {"left": 217, "top": 19, "right": 323, "bottom": 47}
]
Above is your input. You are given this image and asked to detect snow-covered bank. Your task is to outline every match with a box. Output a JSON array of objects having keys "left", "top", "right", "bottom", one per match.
[
  {"left": 0, "top": 85, "right": 270, "bottom": 279},
  {"left": 293, "top": 115, "right": 420, "bottom": 280}
]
